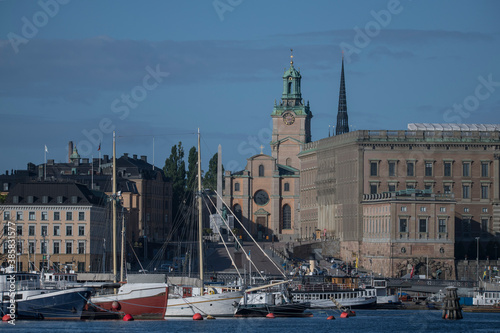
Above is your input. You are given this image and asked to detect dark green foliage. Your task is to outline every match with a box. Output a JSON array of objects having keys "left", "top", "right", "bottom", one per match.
[
  {"left": 203, "top": 152, "right": 223, "bottom": 191},
  {"left": 163, "top": 142, "right": 186, "bottom": 217}
]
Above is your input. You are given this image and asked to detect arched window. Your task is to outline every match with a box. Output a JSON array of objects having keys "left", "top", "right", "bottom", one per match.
[
  {"left": 234, "top": 182, "right": 240, "bottom": 192},
  {"left": 282, "top": 204, "right": 291, "bottom": 229},
  {"left": 233, "top": 204, "right": 242, "bottom": 222},
  {"left": 284, "top": 182, "right": 290, "bottom": 192},
  {"left": 258, "top": 164, "right": 264, "bottom": 177},
  {"left": 288, "top": 81, "right": 293, "bottom": 94},
  {"left": 286, "top": 158, "right": 292, "bottom": 166}
]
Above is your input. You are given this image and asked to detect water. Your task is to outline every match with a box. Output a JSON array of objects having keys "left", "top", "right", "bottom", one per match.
[{"left": 2, "top": 310, "right": 499, "bottom": 333}]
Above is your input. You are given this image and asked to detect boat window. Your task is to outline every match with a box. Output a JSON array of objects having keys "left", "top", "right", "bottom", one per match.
[{"left": 15, "top": 294, "right": 23, "bottom": 300}]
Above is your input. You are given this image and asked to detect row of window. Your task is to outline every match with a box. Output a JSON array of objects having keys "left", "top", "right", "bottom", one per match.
[
  {"left": 398, "top": 217, "right": 447, "bottom": 233},
  {"left": 370, "top": 160, "right": 490, "bottom": 178},
  {"left": 11, "top": 195, "right": 80, "bottom": 204},
  {"left": 3, "top": 240, "right": 86, "bottom": 255},
  {"left": 369, "top": 182, "right": 491, "bottom": 199},
  {"left": 234, "top": 182, "right": 290, "bottom": 192},
  {"left": 3, "top": 211, "right": 85, "bottom": 222},
  {"left": 3, "top": 224, "right": 85, "bottom": 237}
]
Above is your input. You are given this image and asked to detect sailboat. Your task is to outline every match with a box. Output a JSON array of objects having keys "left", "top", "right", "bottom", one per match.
[
  {"left": 88, "top": 131, "right": 168, "bottom": 319},
  {"left": 164, "top": 129, "right": 244, "bottom": 318}
]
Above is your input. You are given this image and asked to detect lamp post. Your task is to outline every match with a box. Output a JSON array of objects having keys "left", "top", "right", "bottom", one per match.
[{"left": 475, "top": 237, "right": 480, "bottom": 284}]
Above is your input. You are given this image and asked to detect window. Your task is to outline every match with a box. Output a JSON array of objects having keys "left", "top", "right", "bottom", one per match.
[
  {"left": 41, "top": 225, "right": 48, "bottom": 236},
  {"left": 53, "top": 225, "right": 60, "bottom": 236},
  {"left": 481, "top": 218, "right": 488, "bottom": 233},
  {"left": 370, "top": 184, "right": 377, "bottom": 195},
  {"left": 17, "top": 241, "right": 22, "bottom": 254},
  {"left": 41, "top": 241, "right": 47, "bottom": 254},
  {"left": 41, "top": 211, "right": 48, "bottom": 221},
  {"left": 419, "top": 218, "right": 427, "bottom": 233},
  {"left": 66, "top": 242, "right": 72, "bottom": 254},
  {"left": 440, "top": 207, "right": 446, "bottom": 213},
  {"left": 53, "top": 241, "right": 60, "bottom": 254},
  {"left": 57, "top": 196, "right": 63, "bottom": 203},
  {"left": 258, "top": 164, "right": 264, "bottom": 177},
  {"left": 284, "top": 182, "right": 290, "bottom": 192},
  {"left": 54, "top": 212, "right": 60, "bottom": 221},
  {"left": 388, "top": 184, "right": 396, "bottom": 192},
  {"left": 29, "top": 211, "right": 35, "bottom": 221},
  {"left": 481, "top": 185, "right": 488, "bottom": 199},
  {"left": 439, "top": 219, "right": 446, "bottom": 233},
  {"left": 481, "top": 162, "right": 489, "bottom": 177},
  {"left": 482, "top": 208, "right": 488, "bottom": 213},
  {"left": 420, "top": 207, "right": 427, "bottom": 212},
  {"left": 444, "top": 162, "right": 452, "bottom": 177},
  {"left": 464, "top": 207, "right": 469, "bottom": 213},
  {"left": 78, "top": 241, "right": 85, "bottom": 254},
  {"left": 78, "top": 212, "right": 85, "bottom": 221},
  {"left": 401, "top": 206, "right": 407, "bottom": 212},
  {"left": 462, "top": 185, "right": 470, "bottom": 199},
  {"left": 444, "top": 184, "right": 451, "bottom": 194},
  {"left": 282, "top": 205, "right": 291, "bottom": 229},
  {"left": 66, "top": 225, "right": 73, "bottom": 236},
  {"left": 66, "top": 212, "right": 73, "bottom": 221},
  {"left": 406, "top": 183, "right": 415, "bottom": 190},
  {"left": 407, "top": 161, "right": 415, "bottom": 177},
  {"left": 2, "top": 183, "right": 8, "bottom": 191},
  {"left": 425, "top": 162, "right": 433, "bottom": 177},
  {"left": 3, "top": 211, "right": 10, "bottom": 221},
  {"left": 16, "top": 212, "right": 23, "bottom": 221},
  {"left": 399, "top": 218, "right": 408, "bottom": 232},
  {"left": 29, "top": 225, "right": 35, "bottom": 236},
  {"left": 463, "top": 162, "right": 470, "bottom": 177},
  {"left": 370, "top": 162, "right": 378, "bottom": 176},
  {"left": 78, "top": 225, "right": 85, "bottom": 236},
  {"left": 27, "top": 196, "right": 34, "bottom": 203},
  {"left": 71, "top": 196, "right": 78, "bottom": 204},
  {"left": 234, "top": 183, "right": 240, "bottom": 191},
  {"left": 42, "top": 195, "right": 48, "bottom": 204},
  {"left": 28, "top": 241, "right": 35, "bottom": 254},
  {"left": 388, "top": 161, "right": 396, "bottom": 177},
  {"left": 3, "top": 242, "right": 8, "bottom": 254},
  {"left": 16, "top": 225, "right": 22, "bottom": 236},
  {"left": 233, "top": 204, "right": 242, "bottom": 222}
]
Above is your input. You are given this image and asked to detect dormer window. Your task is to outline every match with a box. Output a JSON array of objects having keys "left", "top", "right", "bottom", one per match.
[
  {"left": 71, "top": 196, "right": 78, "bottom": 204},
  {"left": 13, "top": 196, "right": 19, "bottom": 204},
  {"left": 57, "top": 196, "right": 63, "bottom": 203},
  {"left": 27, "top": 196, "right": 34, "bottom": 204}
]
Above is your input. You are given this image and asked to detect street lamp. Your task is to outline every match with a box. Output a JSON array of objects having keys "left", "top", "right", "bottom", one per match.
[{"left": 475, "top": 237, "right": 480, "bottom": 283}]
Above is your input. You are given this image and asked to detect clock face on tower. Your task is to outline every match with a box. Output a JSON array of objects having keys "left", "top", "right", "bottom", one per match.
[
  {"left": 254, "top": 190, "right": 269, "bottom": 206},
  {"left": 282, "top": 111, "right": 295, "bottom": 125}
]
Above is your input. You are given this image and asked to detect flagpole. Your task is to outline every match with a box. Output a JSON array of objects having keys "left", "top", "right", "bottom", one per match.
[
  {"left": 44, "top": 145, "right": 47, "bottom": 181},
  {"left": 91, "top": 155, "right": 94, "bottom": 190}
]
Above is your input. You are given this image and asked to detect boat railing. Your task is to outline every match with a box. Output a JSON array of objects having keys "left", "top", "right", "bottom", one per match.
[{"left": 291, "top": 283, "right": 356, "bottom": 292}]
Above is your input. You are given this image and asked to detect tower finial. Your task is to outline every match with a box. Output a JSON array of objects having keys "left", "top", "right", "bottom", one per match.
[{"left": 290, "top": 48, "right": 294, "bottom": 65}]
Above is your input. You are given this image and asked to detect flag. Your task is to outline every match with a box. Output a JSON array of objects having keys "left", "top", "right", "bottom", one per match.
[
  {"left": 410, "top": 265, "right": 415, "bottom": 278},
  {"left": 98, "top": 142, "right": 101, "bottom": 151},
  {"left": 44, "top": 145, "right": 48, "bottom": 153},
  {"left": 483, "top": 269, "right": 487, "bottom": 279},
  {"left": 355, "top": 256, "right": 358, "bottom": 269}
]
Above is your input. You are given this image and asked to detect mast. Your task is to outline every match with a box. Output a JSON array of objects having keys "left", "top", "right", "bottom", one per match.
[
  {"left": 197, "top": 128, "right": 204, "bottom": 289},
  {"left": 112, "top": 131, "right": 117, "bottom": 283}
]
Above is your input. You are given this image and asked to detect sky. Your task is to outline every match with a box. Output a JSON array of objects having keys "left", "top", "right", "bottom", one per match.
[{"left": 1, "top": 0, "right": 499, "bottom": 174}]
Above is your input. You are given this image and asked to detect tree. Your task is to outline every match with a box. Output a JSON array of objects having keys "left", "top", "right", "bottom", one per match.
[
  {"left": 203, "top": 152, "right": 223, "bottom": 192},
  {"left": 163, "top": 142, "right": 186, "bottom": 217}
]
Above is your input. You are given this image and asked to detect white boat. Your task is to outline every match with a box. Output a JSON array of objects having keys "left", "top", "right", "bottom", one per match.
[
  {"left": 164, "top": 130, "right": 243, "bottom": 318},
  {"left": 370, "top": 278, "right": 401, "bottom": 307},
  {"left": 472, "top": 290, "right": 500, "bottom": 306},
  {"left": 0, "top": 271, "right": 92, "bottom": 320},
  {"left": 291, "top": 288, "right": 377, "bottom": 309}
]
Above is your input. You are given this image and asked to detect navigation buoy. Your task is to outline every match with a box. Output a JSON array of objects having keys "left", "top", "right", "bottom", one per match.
[
  {"left": 112, "top": 301, "right": 121, "bottom": 310},
  {"left": 123, "top": 314, "right": 134, "bottom": 321},
  {"left": 340, "top": 312, "right": 349, "bottom": 318},
  {"left": 2, "top": 314, "right": 11, "bottom": 321},
  {"left": 193, "top": 313, "right": 203, "bottom": 320},
  {"left": 266, "top": 313, "right": 275, "bottom": 318},
  {"left": 327, "top": 315, "right": 335, "bottom": 320},
  {"left": 206, "top": 315, "right": 215, "bottom": 320}
]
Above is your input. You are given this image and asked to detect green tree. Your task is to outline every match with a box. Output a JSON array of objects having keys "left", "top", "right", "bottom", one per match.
[
  {"left": 203, "top": 152, "right": 223, "bottom": 191},
  {"left": 186, "top": 146, "right": 198, "bottom": 201},
  {"left": 163, "top": 142, "right": 186, "bottom": 217}
]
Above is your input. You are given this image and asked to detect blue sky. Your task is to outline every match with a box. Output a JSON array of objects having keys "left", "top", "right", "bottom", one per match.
[{"left": 1, "top": 0, "right": 499, "bottom": 173}]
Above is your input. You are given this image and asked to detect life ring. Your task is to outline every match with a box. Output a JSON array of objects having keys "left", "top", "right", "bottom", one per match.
[{"left": 209, "top": 290, "right": 215, "bottom": 295}]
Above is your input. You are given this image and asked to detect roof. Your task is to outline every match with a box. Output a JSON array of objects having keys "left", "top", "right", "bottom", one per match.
[{"left": 408, "top": 123, "right": 500, "bottom": 131}]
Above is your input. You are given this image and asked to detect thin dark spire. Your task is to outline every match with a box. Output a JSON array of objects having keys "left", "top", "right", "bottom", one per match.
[{"left": 336, "top": 55, "right": 349, "bottom": 135}]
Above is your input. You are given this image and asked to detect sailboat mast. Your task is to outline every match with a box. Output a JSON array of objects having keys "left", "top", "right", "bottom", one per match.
[
  {"left": 112, "top": 131, "right": 117, "bottom": 283},
  {"left": 197, "top": 128, "right": 204, "bottom": 289}
]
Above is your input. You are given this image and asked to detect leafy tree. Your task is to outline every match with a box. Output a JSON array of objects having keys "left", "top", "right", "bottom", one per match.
[
  {"left": 163, "top": 142, "right": 186, "bottom": 217},
  {"left": 203, "top": 152, "right": 223, "bottom": 191},
  {"left": 186, "top": 146, "right": 198, "bottom": 201}
]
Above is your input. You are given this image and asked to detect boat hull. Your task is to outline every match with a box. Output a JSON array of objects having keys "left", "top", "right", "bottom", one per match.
[
  {"left": 89, "top": 283, "right": 168, "bottom": 319},
  {"left": 164, "top": 290, "right": 243, "bottom": 318},
  {"left": 1, "top": 287, "right": 92, "bottom": 320},
  {"left": 234, "top": 302, "right": 312, "bottom": 317}
]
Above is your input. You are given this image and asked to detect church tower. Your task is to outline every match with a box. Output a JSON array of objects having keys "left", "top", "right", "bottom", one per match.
[
  {"left": 336, "top": 56, "right": 349, "bottom": 135},
  {"left": 271, "top": 50, "right": 312, "bottom": 168}
]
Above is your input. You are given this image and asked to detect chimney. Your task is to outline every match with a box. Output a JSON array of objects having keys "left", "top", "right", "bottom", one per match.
[
  {"left": 68, "top": 141, "right": 73, "bottom": 162},
  {"left": 82, "top": 158, "right": 89, "bottom": 163},
  {"left": 140, "top": 155, "right": 147, "bottom": 162},
  {"left": 124, "top": 153, "right": 129, "bottom": 158},
  {"left": 47, "top": 159, "right": 54, "bottom": 165},
  {"left": 103, "top": 155, "right": 109, "bottom": 163},
  {"left": 133, "top": 154, "right": 138, "bottom": 160}
]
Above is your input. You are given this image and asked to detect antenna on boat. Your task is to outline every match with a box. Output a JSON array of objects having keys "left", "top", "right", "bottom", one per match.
[
  {"left": 198, "top": 128, "right": 204, "bottom": 290},
  {"left": 112, "top": 130, "right": 117, "bottom": 284}
]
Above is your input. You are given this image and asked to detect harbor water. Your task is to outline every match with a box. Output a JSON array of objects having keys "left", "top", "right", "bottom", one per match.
[{"left": 2, "top": 310, "right": 499, "bottom": 333}]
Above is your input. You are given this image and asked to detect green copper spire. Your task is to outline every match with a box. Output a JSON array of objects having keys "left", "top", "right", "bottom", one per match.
[{"left": 282, "top": 48, "right": 302, "bottom": 102}]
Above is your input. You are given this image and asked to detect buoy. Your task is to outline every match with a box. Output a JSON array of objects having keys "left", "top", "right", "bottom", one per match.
[
  {"left": 123, "top": 314, "right": 134, "bottom": 321},
  {"left": 266, "top": 313, "right": 275, "bottom": 318},
  {"left": 2, "top": 314, "right": 11, "bottom": 321},
  {"left": 340, "top": 312, "right": 349, "bottom": 318},
  {"left": 206, "top": 315, "right": 215, "bottom": 320},
  {"left": 112, "top": 301, "right": 121, "bottom": 311},
  {"left": 327, "top": 315, "right": 335, "bottom": 320},
  {"left": 193, "top": 313, "right": 203, "bottom": 320}
]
